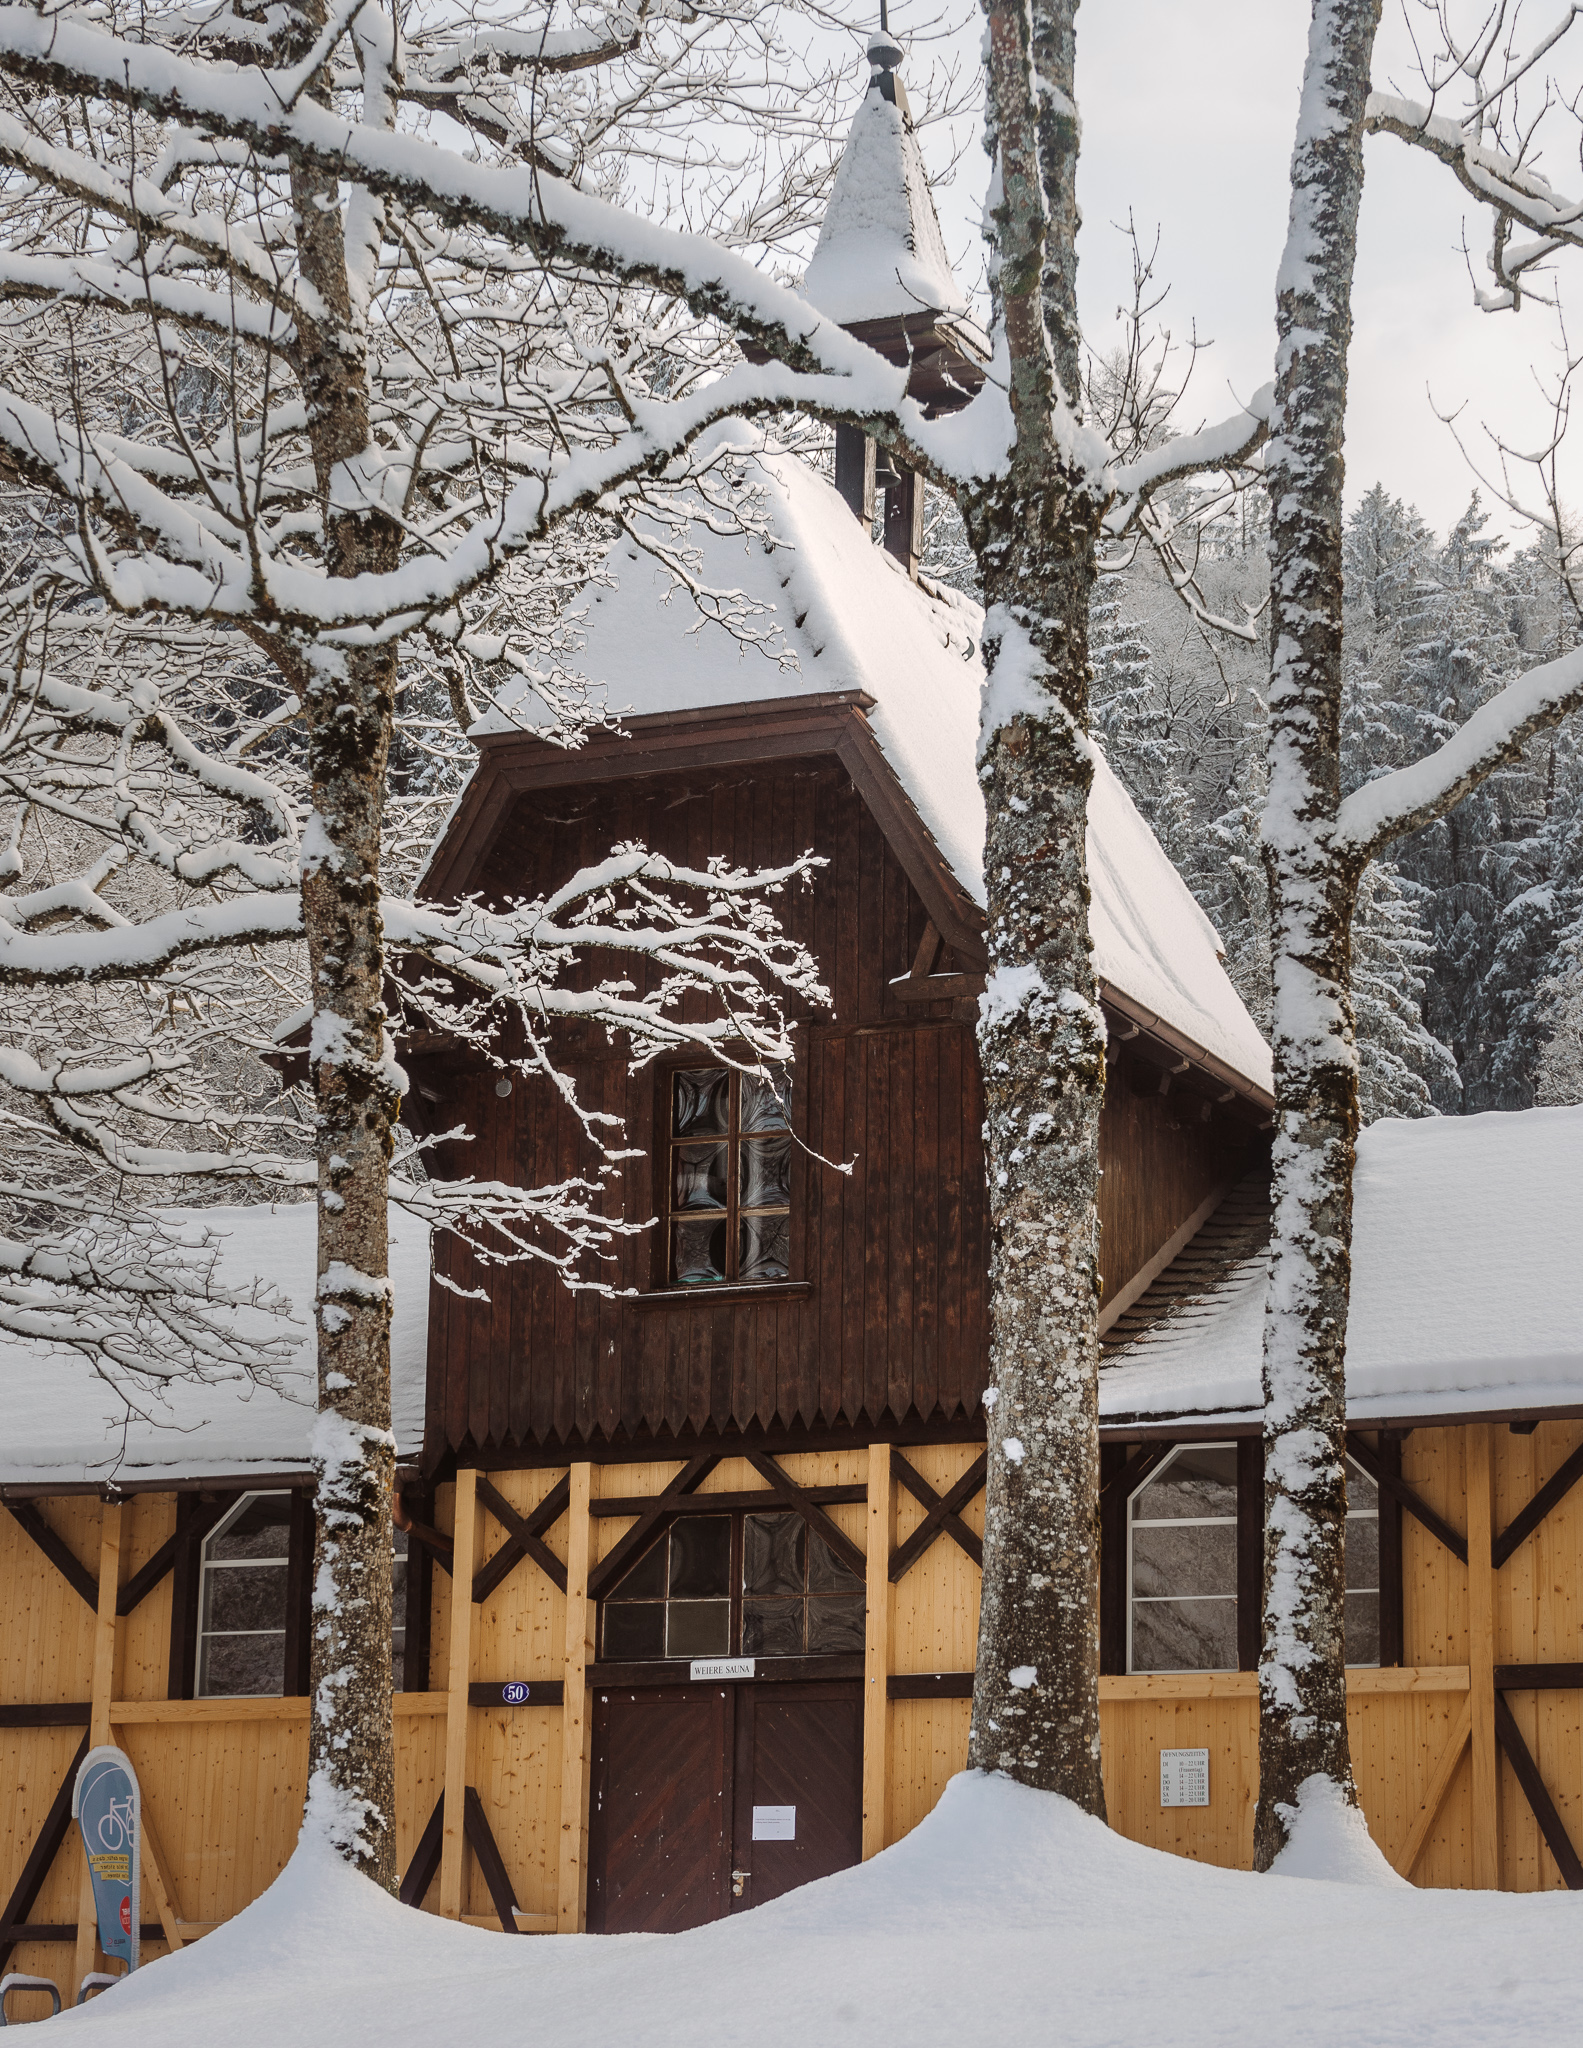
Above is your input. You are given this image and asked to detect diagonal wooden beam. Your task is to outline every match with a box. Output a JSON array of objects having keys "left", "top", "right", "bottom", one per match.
[
  {"left": 399, "top": 1794, "right": 445, "bottom": 1909},
  {"left": 1392, "top": 1694, "right": 1471, "bottom": 1879},
  {"left": 0, "top": 1732, "right": 90, "bottom": 1975},
  {"left": 888, "top": 1451, "right": 986, "bottom": 1582},
  {"left": 745, "top": 1452, "right": 868, "bottom": 1582},
  {"left": 1494, "top": 1689, "right": 1583, "bottom": 1890},
  {"left": 404, "top": 1516, "right": 454, "bottom": 1578},
  {"left": 4, "top": 1503, "right": 97, "bottom": 1609},
  {"left": 1346, "top": 1432, "right": 1468, "bottom": 1565},
  {"left": 463, "top": 1786, "right": 521, "bottom": 1934},
  {"left": 587, "top": 1454, "right": 722, "bottom": 1601},
  {"left": 1493, "top": 1438, "right": 1583, "bottom": 1571},
  {"left": 472, "top": 1474, "right": 570, "bottom": 1603},
  {"left": 1099, "top": 1441, "right": 1173, "bottom": 1505},
  {"left": 115, "top": 1496, "right": 229, "bottom": 1620}
]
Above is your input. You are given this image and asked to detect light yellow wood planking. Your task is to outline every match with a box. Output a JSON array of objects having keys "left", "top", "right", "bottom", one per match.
[
  {"left": 861, "top": 1443, "right": 893, "bottom": 1860},
  {"left": 438, "top": 1467, "right": 479, "bottom": 1919},
  {"left": 556, "top": 1463, "right": 595, "bottom": 1933},
  {"left": 1465, "top": 1423, "right": 1500, "bottom": 1889},
  {"left": 1390, "top": 1695, "right": 1472, "bottom": 1879}
]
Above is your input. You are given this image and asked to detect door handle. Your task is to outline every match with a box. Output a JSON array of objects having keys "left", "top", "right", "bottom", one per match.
[{"left": 730, "top": 1869, "right": 750, "bottom": 1898}]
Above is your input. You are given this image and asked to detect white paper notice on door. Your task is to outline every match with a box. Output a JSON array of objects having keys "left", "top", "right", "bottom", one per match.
[
  {"left": 1159, "top": 1748, "right": 1210, "bottom": 1808},
  {"left": 752, "top": 1805, "right": 796, "bottom": 1841}
]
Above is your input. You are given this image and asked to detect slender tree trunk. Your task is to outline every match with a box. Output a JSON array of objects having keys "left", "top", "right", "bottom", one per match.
[
  {"left": 1254, "top": 0, "right": 1382, "bottom": 1869},
  {"left": 290, "top": 122, "right": 405, "bottom": 1886},
  {"left": 965, "top": 0, "right": 1109, "bottom": 1813}
]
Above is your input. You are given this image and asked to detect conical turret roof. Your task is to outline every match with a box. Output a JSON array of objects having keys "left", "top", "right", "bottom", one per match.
[{"left": 803, "top": 33, "right": 970, "bottom": 326}]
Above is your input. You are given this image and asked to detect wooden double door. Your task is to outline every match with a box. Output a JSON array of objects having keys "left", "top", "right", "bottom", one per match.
[{"left": 586, "top": 1679, "right": 862, "bottom": 1933}]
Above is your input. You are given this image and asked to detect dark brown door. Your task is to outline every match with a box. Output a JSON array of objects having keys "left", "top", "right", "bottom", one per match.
[
  {"left": 730, "top": 1682, "right": 862, "bottom": 1913},
  {"left": 586, "top": 1680, "right": 863, "bottom": 1932},
  {"left": 586, "top": 1685, "right": 732, "bottom": 1934}
]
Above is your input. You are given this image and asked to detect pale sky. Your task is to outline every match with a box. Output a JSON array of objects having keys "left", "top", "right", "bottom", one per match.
[{"left": 882, "top": 0, "right": 1583, "bottom": 544}]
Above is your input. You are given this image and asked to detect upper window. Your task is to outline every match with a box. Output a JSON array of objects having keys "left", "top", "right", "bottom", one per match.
[
  {"left": 600, "top": 1509, "right": 864, "bottom": 1662},
  {"left": 1127, "top": 1446, "right": 1382, "bottom": 1674},
  {"left": 665, "top": 1068, "right": 791, "bottom": 1287},
  {"left": 198, "top": 1491, "right": 291, "bottom": 1697}
]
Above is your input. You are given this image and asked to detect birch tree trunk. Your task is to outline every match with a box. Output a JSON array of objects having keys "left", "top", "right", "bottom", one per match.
[
  {"left": 1254, "top": 0, "right": 1383, "bottom": 1869},
  {"left": 290, "top": 66, "right": 404, "bottom": 1889},
  {"left": 964, "top": 0, "right": 1110, "bottom": 1813}
]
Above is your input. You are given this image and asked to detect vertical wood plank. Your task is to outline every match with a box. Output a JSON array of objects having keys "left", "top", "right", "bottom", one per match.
[
  {"left": 557, "top": 1463, "right": 594, "bottom": 1931},
  {"left": 438, "top": 1469, "right": 478, "bottom": 1920},
  {"left": 862, "top": 1442, "right": 893, "bottom": 1858},
  {"left": 1467, "top": 1424, "right": 1500, "bottom": 1889},
  {"left": 76, "top": 1501, "right": 122, "bottom": 1991}
]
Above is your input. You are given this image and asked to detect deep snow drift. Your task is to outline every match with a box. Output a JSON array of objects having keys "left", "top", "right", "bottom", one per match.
[{"left": 61, "top": 1774, "right": 1580, "bottom": 2048}]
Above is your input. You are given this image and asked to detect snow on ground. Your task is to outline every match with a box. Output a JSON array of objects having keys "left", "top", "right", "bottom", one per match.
[
  {"left": 0, "top": 1203, "right": 430, "bottom": 1485},
  {"left": 60, "top": 1774, "right": 1581, "bottom": 2048},
  {"left": 1101, "top": 1102, "right": 1583, "bottom": 1427}
]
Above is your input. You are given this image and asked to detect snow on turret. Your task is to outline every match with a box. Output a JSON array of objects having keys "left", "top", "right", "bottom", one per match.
[{"left": 802, "top": 32, "right": 968, "bottom": 326}]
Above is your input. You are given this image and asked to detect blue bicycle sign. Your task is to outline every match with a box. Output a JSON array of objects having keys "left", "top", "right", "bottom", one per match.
[{"left": 73, "top": 1747, "right": 141, "bottom": 1975}]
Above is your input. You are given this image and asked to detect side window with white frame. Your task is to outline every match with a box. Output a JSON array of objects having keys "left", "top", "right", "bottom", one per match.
[
  {"left": 197, "top": 1491, "right": 292, "bottom": 1696},
  {"left": 1344, "top": 1457, "right": 1380, "bottom": 1667},
  {"left": 1128, "top": 1444, "right": 1239, "bottom": 1673},
  {"left": 1126, "top": 1445, "right": 1383, "bottom": 1675}
]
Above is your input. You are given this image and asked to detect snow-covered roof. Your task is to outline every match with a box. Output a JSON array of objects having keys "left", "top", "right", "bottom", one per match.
[
  {"left": 801, "top": 37, "right": 969, "bottom": 326},
  {"left": 1100, "top": 1104, "right": 1583, "bottom": 1428},
  {"left": 0, "top": 1203, "right": 430, "bottom": 1489},
  {"left": 476, "top": 432, "right": 1272, "bottom": 1096}
]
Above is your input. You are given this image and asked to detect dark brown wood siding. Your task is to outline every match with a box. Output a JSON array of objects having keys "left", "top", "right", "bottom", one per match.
[{"left": 414, "top": 753, "right": 1263, "bottom": 1470}]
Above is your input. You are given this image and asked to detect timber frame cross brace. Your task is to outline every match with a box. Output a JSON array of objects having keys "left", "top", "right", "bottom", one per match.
[
  {"left": 888, "top": 1451, "right": 986, "bottom": 1581},
  {"left": 1351, "top": 1429, "right": 1583, "bottom": 1890},
  {"left": 472, "top": 1474, "right": 571, "bottom": 1602}
]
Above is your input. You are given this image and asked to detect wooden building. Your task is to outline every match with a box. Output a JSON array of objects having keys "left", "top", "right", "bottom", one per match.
[{"left": 4, "top": 31, "right": 1583, "bottom": 2026}]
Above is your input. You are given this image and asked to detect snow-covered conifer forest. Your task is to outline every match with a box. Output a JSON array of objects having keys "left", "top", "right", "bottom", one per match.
[{"left": 3, "top": 0, "right": 1583, "bottom": 2040}]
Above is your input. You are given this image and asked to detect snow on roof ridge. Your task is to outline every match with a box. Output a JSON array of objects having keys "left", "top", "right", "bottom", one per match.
[
  {"left": 466, "top": 437, "right": 1271, "bottom": 1095},
  {"left": 801, "top": 42, "right": 968, "bottom": 327}
]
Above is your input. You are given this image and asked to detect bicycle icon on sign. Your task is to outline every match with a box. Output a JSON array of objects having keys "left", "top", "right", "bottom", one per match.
[{"left": 95, "top": 1795, "right": 134, "bottom": 1853}]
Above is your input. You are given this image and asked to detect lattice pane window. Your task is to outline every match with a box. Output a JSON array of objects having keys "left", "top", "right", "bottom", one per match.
[
  {"left": 601, "top": 1516, "right": 732, "bottom": 1660},
  {"left": 1128, "top": 1445, "right": 1238, "bottom": 1673},
  {"left": 742, "top": 1511, "right": 865, "bottom": 1656},
  {"left": 668, "top": 1068, "right": 791, "bottom": 1286},
  {"left": 197, "top": 1492, "right": 290, "bottom": 1696},
  {"left": 1345, "top": 1457, "right": 1380, "bottom": 1668}
]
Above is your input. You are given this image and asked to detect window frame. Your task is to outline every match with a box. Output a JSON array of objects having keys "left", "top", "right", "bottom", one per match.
[
  {"left": 1126, "top": 1442, "right": 1240, "bottom": 1677},
  {"left": 597, "top": 1505, "right": 866, "bottom": 1667},
  {"left": 658, "top": 1063, "right": 794, "bottom": 1290},
  {"left": 1118, "top": 1442, "right": 1386, "bottom": 1677},
  {"left": 195, "top": 1489, "right": 294, "bottom": 1699}
]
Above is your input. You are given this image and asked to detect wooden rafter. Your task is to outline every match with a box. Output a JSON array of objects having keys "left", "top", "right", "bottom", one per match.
[
  {"left": 473, "top": 1473, "right": 570, "bottom": 1601},
  {"left": 586, "top": 1454, "right": 721, "bottom": 1601},
  {"left": 1346, "top": 1431, "right": 1468, "bottom": 1564},
  {"left": 1493, "top": 1438, "right": 1583, "bottom": 1570},
  {"left": 0, "top": 1731, "right": 89, "bottom": 1975},
  {"left": 745, "top": 1451, "right": 868, "bottom": 1581},
  {"left": 4, "top": 1502, "right": 96, "bottom": 1608},
  {"left": 1494, "top": 1691, "right": 1583, "bottom": 1890},
  {"left": 888, "top": 1452, "right": 986, "bottom": 1581}
]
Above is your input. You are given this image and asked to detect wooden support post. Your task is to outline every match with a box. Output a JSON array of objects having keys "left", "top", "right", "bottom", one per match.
[
  {"left": 438, "top": 1469, "right": 478, "bottom": 1921},
  {"left": 557, "top": 1464, "right": 594, "bottom": 1933},
  {"left": 862, "top": 1442, "right": 894, "bottom": 1860},
  {"left": 75, "top": 1501, "right": 123, "bottom": 1992},
  {"left": 131, "top": 1792, "right": 184, "bottom": 1952},
  {"left": 1467, "top": 1424, "right": 1501, "bottom": 1889}
]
